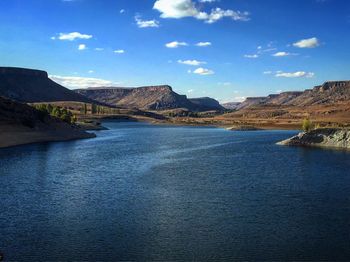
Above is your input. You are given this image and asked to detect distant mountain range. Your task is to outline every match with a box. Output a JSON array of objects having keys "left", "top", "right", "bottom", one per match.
[
  {"left": 0, "top": 67, "right": 224, "bottom": 112},
  {"left": 235, "top": 81, "right": 350, "bottom": 109},
  {"left": 75, "top": 86, "right": 224, "bottom": 112}
]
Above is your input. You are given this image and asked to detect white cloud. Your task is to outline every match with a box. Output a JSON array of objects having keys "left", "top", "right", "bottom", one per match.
[
  {"left": 178, "top": 59, "right": 206, "bottom": 66},
  {"left": 193, "top": 67, "right": 214, "bottom": 75},
  {"left": 153, "top": 0, "right": 249, "bottom": 24},
  {"left": 52, "top": 32, "right": 93, "bottom": 41},
  {"left": 95, "top": 48, "right": 104, "bottom": 51},
  {"left": 165, "top": 41, "right": 188, "bottom": 48},
  {"left": 272, "top": 51, "right": 294, "bottom": 57},
  {"left": 88, "top": 70, "right": 94, "bottom": 73},
  {"left": 49, "top": 75, "right": 114, "bottom": 89},
  {"left": 244, "top": 54, "right": 259, "bottom": 58},
  {"left": 78, "top": 44, "right": 87, "bottom": 50},
  {"left": 204, "top": 8, "right": 250, "bottom": 23},
  {"left": 199, "top": 0, "right": 218, "bottom": 2},
  {"left": 195, "top": 41, "right": 212, "bottom": 47},
  {"left": 135, "top": 16, "right": 160, "bottom": 28},
  {"left": 275, "top": 71, "right": 315, "bottom": 78},
  {"left": 114, "top": 49, "right": 125, "bottom": 54},
  {"left": 187, "top": 89, "right": 194, "bottom": 93},
  {"left": 293, "top": 37, "right": 320, "bottom": 48}
]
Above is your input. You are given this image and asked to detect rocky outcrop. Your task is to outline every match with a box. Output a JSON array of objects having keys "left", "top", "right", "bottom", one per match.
[
  {"left": 0, "top": 67, "right": 93, "bottom": 103},
  {"left": 277, "top": 128, "right": 350, "bottom": 149},
  {"left": 0, "top": 96, "right": 95, "bottom": 148},
  {"left": 226, "top": 125, "right": 262, "bottom": 131},
  {"left": 75, "top": 86, "right": 223, "bottom": 112}
]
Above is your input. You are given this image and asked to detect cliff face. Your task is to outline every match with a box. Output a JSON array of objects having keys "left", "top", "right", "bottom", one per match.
[
  {"left": 75, "top": 86, "right": 223, "bottom": 112},
  {"left": 0, "top": 67, "right": 93, "bottom": 103},
  {"left": 277, "top": 128, "right": 350, "bottom": 149}
]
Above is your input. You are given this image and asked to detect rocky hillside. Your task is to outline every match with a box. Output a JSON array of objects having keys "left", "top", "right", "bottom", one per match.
[
  {"left": 0, "top": 67, "right": 93, "bottom": 103},
  {"left": 189, "top": 97, "right": 224, "bottom": 111},
  {"left": 221, "top": 102, "right": 241, "bottom": 110},
  {"left": 75, "top": 86, "right": 223, "bottom": 112},
  {"left": 0, "top": 96, "right": 94, "bottom": 148},
  {"left": 238, "top": 81, "right": 350, "bottom": 109}
]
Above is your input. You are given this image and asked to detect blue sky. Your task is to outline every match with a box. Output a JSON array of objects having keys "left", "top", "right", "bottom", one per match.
[{"left": 0, "top": 0, "right": 349, "bottom": 102}]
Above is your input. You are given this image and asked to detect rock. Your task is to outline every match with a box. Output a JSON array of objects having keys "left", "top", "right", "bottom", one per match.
[
  {"left": 227, "top": 125, "right": 262, "bottom": 131},
  {"left": 277, "top": 128, "right": 350, "bottom": 149}
]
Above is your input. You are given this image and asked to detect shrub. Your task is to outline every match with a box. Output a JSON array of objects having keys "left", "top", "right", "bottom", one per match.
[{"left": 302, "top": 118, "right": 312, "bottom": 132}]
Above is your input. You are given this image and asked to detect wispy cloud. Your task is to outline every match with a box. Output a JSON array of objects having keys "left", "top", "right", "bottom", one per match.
[
  {"left": 193, "top": 67, "right": 214, "bottom": 75},
  {"left": 114, "top": 49, "right": 125, "bottom": 54},
  {"left": 49, "top": 75, "right": 114, "bottom": 89},
  {"left": 195, "top": 41, "right": 212, "bottom": 47},
  {"left": 244, "top": 54, "right": 259, "bottom": 59},
  {"left": 272, "top": 51, "right": 297, "bottom": 57},
  {"left": 52, "top": 32, "right": 92, "bottom": 41},
  {"left": 178, "top": 59, "right": 206, "bottom": 66},
  {"left": 165, "top": 41, "right": 188, "bottom": 48},
  {"left": 153, "top": 0, "right": 249, "bottom": 24},
  {"left": 135, "top": 16, "right": 160, "bottom": 28},
  {"left": 275, "top": 71, "right": 315, "bottom": 78},
  {"left": 293, "top": 37, "right": 320, "bottom": 48}
]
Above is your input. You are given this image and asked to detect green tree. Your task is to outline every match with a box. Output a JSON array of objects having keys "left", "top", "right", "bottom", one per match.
[
  {"left": 302, "top": 118, "right": 312, "bottom": 132},
  {"left": 91, "top": 104, "right": 97, "bottom": 114}
]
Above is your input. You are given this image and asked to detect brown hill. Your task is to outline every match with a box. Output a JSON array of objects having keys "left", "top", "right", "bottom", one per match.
[
  {"left": 0, "top": 96, "right": 94, "bottom": 148},
  {"left": 75, "top": 86, "right": 223, "bottom": 112},
  {"left": 0, "top": 67, "right": 93, "bottom": 103}
]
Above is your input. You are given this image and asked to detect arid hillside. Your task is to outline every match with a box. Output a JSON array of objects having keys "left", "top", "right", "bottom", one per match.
[{"left": 75, "top": 86, "right": 223, "bottom": 112}]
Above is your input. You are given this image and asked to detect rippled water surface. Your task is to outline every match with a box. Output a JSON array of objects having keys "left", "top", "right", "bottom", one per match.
[{"left": 1, "top": 122, "right": 350, "bottom": 261}]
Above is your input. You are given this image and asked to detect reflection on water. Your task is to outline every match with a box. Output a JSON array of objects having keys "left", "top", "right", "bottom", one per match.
[{"left": 0, "top": 122, "right": 350, "bottom": 261}]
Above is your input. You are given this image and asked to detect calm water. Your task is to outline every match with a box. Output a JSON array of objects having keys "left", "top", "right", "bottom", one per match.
[{"left": 0, "top": 122, "right": 350, "bottom": 261}]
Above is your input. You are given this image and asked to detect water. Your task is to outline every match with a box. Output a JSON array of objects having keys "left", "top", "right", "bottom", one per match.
[{"left": 0, "top": 122, "right": 350, "bottom": 261}]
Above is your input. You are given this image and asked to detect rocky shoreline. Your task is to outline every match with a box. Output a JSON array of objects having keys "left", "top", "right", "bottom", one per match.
[{"left": 277, "top": 128, "right": 350, "bottom": 150}]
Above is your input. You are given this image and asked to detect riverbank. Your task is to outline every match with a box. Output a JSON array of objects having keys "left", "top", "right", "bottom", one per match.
[
  {"left": 277, "top": 128, "right": 350, "bottom": 150},
  {"left": 0, "top": 123, "right": 95, "bottom": 149}
]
